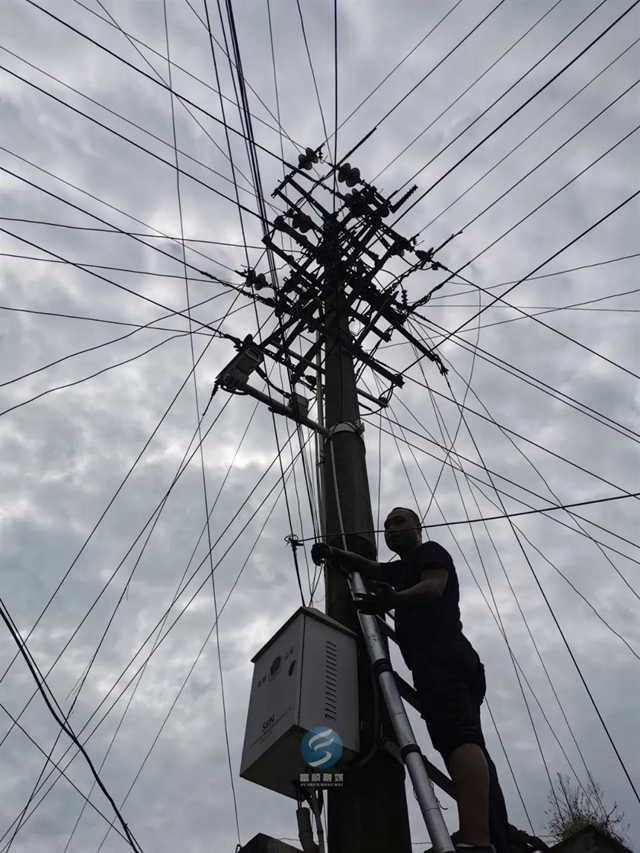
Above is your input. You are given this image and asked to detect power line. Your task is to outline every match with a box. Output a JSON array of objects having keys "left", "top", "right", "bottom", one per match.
[
  {"left": 91, "top": 455, "right": 295, "bottom": 853},
  {"left": 199, "top": 0, "right": 260, "bottom": 306},
  {"left": 23, "top": 0, "right": 299, "bottom": 174},
  {"left": 62, "top": 395, "right": 259, "bottom": 850},
  {"left": 0, "top": 703, "right": 131, "bottom": 847},
  {"left": 333, "top": 0, "right": 338, "bottom": 211},
  {"left": 371, "top": 0, "right": 508, "bottom": 131},
  {"left": 5, "top": 0, "right": 637, "bottom": 833},
  {"left": 0, "top": 337, "right": 230, "bottom": 687},
  {"left": 408, "top": 414, "right": 640, "bottom": 552},
  {"left": 0, "top": 44, "right": 277, "bottom": 213},
  {"left": 400, "top": 363, "right": 639, "bottom": 498},
  {"left": 407, "top": 320, "right": 640, "bottom": 600},
  {"left": 0, "top": 226, "right": 239, "bottom": 353},
  {"left": 373, "top": 0, "right": 566, "bottom": 182},
  {"left": 0, "top": 216, "right": 295, "bottom": 250},
  {"left": 441, "top": 298, "right": 640, "bottom": 330},
  {"left": 0, "top": 300, "right": 251, "bottom": 338},
  {"left": 363, "top": 414, "right": 640, "bottom": 562},
  {"left": 0, "top": 250, "right": 244, "bottom": 283},
  {"left": 1, "top": 430, "right": 311, "bottom": 842},
  {"left": 395, "top": 0, "right": 638, "bottom": 223},
  {"left": 1, "top": 166, "right": 237, "bottom": 286},
  {"left": 408, "top": 312, "right": 640, "bottom": 446},
  {"left": 452, "top": 81, "right": 640, "bottom": 246},
  {"left": 295, "top": 0, "right": 329, "bottom": 142},
  {"left": 388, "top": 115, "right": 639, "bottom": 379},
  {"left": 413, "top": 102, "right": 640, "bottom": 359},
  {"left": 434, "top": 283, "right": 640, "bottom": 329},
  {"left": 0, "top": 599, "right": 144, "bottom": 852},
  {"left": 267, "top": 0, "right": 286, "bottom": 183},
  {"left": 419, "top": 365, "right": 638, "bottom": 665},
  {"left": 218, "top": 0, "right": 306, "bottom": 612},
  {"left": 1, "top": 329, "right": 189, "bottom": 416},
  {"left": 439, "top": 379, "right": 640, "bottom": 805},
  {"left": 428, "top": 254, "right": 640, "bottom": 301},
  {"left": 0, "top": 288, "right": 236, "bottom": 389},
  {"left": 511, "top": 525, "right": 639, "bottom": 661},
  {"left": 0, "top": 147, "right": 257, "bottom": 273},
  {"left": 26, "top": 377, "right": 264, "bottom": 852},
  {"left": 420, "top": 35, "right": 640, "bottom": 232},
  {"left": 335, "top": 0, "right": 465, "bottom": 139},
  {"left": 380, "top": 295, "right": 640, "bottom": 329},
  {"left": 70, "top": 0, "right": 288, "bottom": 141},
  {"left": 92, "top": 0, "right": 267, "bottom": 212},
  {"left": 1, "top": 65, "right": 278, "bottom": 233},
  {"left": 267, "top": 2, "right": 308, "bottom": 469},
  {"left": 1, "top": 284, "right": 316, "bottom": 832},
  {"left": 184, "top": 0, "right": 306, "bottom": 158},
  {"left": 0, "top": 395, "right": 280, "bottom": 749},
  {"left": 300, "top": 491, "right": 640, "bottom": 542},
  {"left": 433, "top": 189, "right": 640, "bottom": 349},
  {"left": 420, "top": 318, "right": 640, "bottom": 599},
  {"left": 224, "top": 0, "right": 321, "bottom": 607},
  {"left": 203, "top": 0, "right": 317, "bottom": 614},
  {"left": 163, "top": 2, "right": 241, "bottom": 844}
]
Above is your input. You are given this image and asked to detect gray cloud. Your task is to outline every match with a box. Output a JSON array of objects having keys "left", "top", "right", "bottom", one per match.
[{"left": 1, "top": 0, "right": 638, "bottom": 851}]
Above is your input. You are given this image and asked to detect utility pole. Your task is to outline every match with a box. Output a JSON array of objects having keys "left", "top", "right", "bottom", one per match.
[
  {"left": 217, "top": 147, "right": 453, "bottom": 852},
  {"left": 322, "top": 233, "right": 412, "bottom": 853}
]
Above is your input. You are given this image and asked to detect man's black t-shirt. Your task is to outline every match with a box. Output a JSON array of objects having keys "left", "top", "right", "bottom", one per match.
[{"left": 383, "top": 541, "right": 464, "bottom": 667}]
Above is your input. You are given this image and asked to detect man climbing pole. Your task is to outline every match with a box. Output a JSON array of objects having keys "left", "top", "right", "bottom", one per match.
[{"left": 312, "top": 506, "right": 510, "bottom": 853}]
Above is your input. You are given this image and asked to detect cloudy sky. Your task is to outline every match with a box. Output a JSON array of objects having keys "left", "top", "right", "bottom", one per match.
[{"left": 1, "top": 0, "right": 639, "bottom": 851}]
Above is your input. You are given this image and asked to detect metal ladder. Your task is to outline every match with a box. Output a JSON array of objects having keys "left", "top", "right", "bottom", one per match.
[{"left": 346, "top": 567, "right": 455, "bottom": 853}]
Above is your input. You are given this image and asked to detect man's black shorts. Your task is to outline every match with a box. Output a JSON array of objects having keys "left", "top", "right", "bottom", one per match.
[{"left": 410, "top": 637, "right": 487, "bottom": 762}]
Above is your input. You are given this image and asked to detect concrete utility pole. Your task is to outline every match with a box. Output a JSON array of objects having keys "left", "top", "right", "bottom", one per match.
[
  {"left": 219, "top": 150, "right": 455, "bottom": 852},
  {"left": 322, "top": 223, "right": 412, "bottom": 853}
]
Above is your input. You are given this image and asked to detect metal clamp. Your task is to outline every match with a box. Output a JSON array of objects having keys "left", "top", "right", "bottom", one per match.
[{"left": 324, "top": 421, "right": 365, "bottom": 445}]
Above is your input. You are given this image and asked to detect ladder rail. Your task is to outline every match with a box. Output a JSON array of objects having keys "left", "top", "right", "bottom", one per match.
[
  {"left": 349, "top": 570, "right": 455, "bottom": 853},
  {"left": 327, "top": 436, "right": 453, "bottom": 853}
]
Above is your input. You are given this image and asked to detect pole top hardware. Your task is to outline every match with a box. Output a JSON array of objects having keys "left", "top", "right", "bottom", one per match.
[
  {"left": 240, "top": 268, "right": 269, "bottom": 290},
  {"left": 337, "top": 162, "right": 361, "bottom": 188},
  {"left": 297, "top": 146, "right": 321, "bottom": 171}
]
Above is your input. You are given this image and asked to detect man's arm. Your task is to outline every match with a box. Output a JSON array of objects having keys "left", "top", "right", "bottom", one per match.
[
  {"left": 355, "top": 565, "right": 447, "bottom": 615},
  {"left": 393, "top": 564, "right": 448, "bottom": 608},
  {"left": 311, "top": 544, "right": 385, "bottom": 581}
]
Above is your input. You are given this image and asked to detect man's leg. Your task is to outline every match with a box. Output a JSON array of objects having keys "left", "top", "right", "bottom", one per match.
[
  {"left": 412, "top": 647, "right": 494, "bottom": 850},
  {"left": 413, "top": 643, "right": 509, "bottom": 852},
  {"left": 447, "top": 742, "right": 491, "bottom": 847},
  {"left": 485, "top": 749, "right": 510, "bottom": 853}
]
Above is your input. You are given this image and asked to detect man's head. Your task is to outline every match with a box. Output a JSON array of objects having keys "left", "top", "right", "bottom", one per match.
[{"left": 384, "top": 507, "right": 422, "bottom": 555}]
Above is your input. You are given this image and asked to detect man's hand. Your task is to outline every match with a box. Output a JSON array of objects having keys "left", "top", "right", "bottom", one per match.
[
  {"left": 354, "top": 581, "right": 398, "bottom": 615},
  {"left": 311, "top": 542, "right": 333, "bottom": 566}
]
